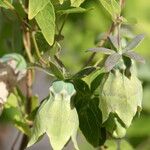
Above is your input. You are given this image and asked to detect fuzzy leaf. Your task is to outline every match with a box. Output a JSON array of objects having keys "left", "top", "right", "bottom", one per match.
[
  {"left": 105, "top": 53, "right": 121, "bottom": 72},
  {"left": 72, "top": 66, "right": 96, "bottom": 79},
  {"left": 123, "top": 51, "right": 145, "bottom": 64},
  {"left": 28, "top": 81, "right": 79, "bottom": 150},
  {"left": 88, "top": 47, "right": 115, "bottom": 55},
  {"left": 99, "top": 71, "right": 143, "bottom": 128},
  {"left": 28, "top": 0, "right": 49, "bottom": 19},
  {"left": 35, "top": 2, "right": 55, "bottom": 46},
  {"left": 109, "top": 35, "right": 119, "bottom": 49},
  {"left": 71, "top": 0, "right": 85, "bottom": 7},
  {"left": 123, "top": 34, "right": 145, "bottom": 52}
]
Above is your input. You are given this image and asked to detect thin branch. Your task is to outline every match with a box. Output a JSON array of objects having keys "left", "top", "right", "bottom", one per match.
[
  {"left": 11, "top": 132, "right": 21, "bottom": 150},
  {"left": 83, "top": 22, "right": 115, "bottom": 67},
  {"left": 58, "top": 14, "right": 68, "bottom": 36},
  {"left": 31, "top": 32, "right": 48, "bottom": 65}
]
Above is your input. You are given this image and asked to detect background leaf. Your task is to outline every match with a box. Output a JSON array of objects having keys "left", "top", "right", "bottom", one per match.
[
  {"left": 35, "top": 2, "right": 55, "bottom": 46},
  {"left": 28, "top": 0, "right": 49, "bottom": 19},
  {"left": 71, "top": 0, "right": 85, "bottom": 7}
]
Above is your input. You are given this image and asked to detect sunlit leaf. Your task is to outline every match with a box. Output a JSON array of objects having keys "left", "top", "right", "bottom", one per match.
[
  {"left": 71, "top": 0, "right": 85, "bottom": 7},
  {"left": 58, "top": 0, "right": 64, "bottom": 4},
  {"left": 28, "top": 0, "right": 49, "bottom": 19},
  {"left": 35, "top": 2, "right": 55, "bottom": 46}
]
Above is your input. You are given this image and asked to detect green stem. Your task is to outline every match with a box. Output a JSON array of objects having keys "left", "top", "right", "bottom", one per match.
[{"left": 31, "top": 32, "right": 48, "bottom": 65}]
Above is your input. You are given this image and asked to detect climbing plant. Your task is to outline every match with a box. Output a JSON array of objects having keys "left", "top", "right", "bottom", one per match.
[{"left": 0, "top": 0, "right": 145, "bottom": 150}]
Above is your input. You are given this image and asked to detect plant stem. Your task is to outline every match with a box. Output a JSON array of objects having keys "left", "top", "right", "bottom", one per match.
[
  {"left": 83, "top": 22, "right": 115, "bottom": 67},
  {"left": 19, "top": 0, "right": 33, "bottom": 149},
  {"left": 31, "top": 32, "right": 48, "bottom": 65}
]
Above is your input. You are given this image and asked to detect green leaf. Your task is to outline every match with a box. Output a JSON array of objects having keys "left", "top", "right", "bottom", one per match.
[
  {"left": 72, "top": 66, "right": 96, "bottom": 79},
  {"left": 77, "top": 98, "right": 106, "bottom": 147},
  {"left": 35, "top": 32, "right": 51, "bottom": 52},
  {"left": 1, "top": 93, "right": 30, "bottom": 136},
  {"left": 57, "top": 7, "right": 91, "bottom": 15},
  {"left": 48, "top": 60, "right": 64, "bottom": 80},
  {"left": 123, "top": 34, "right": 145, "bottom": 52},
  {"left": 35, "top": 2, "right": 55, "bottom": 46},
  {"left": 123, "top": 51, "right": 145, "bottom": 64},
  {"left": 73, "top": 79, "right": 106, "bottom": 147},
  {"left": 104, "top": 53, "right": 121, "bottom": 72},
  {"left": 28, "top": 81, "right": 79, "bottom": 150},
  {"left": 91, "top": 72, "right": 105, "bottom": 93},
  {"left": 71, "top": 0, "right": 85, "bottom": 7},
  {"left": 58, "top": 0, "right": 64, "bottom": 4},
  {"left": 99, "top": 0, "right": 121, "bottom": 19},
  {"left": 111, "top": 0, "right": 121, "bottom": 16},
  {"left": 99, "top": 70, "right": 143, "bottom": 128},
  {"left": 0, "top": 0, "right": 13, "bottom": 9},
  {"left": 28, "top": 0, "right": 49, "bottom": 19},
  {"left": 88, "top": 47, "right": 115, "bottom": 55}
]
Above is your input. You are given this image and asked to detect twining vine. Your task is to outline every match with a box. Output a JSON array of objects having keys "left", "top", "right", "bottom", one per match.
[{"left": 0, "top": 0, "right": 145, "bottom": 150}]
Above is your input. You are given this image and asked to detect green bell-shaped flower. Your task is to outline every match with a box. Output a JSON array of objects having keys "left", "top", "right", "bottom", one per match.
[{"left": 99, "top": 69, "right": 143, "bottom": 137}]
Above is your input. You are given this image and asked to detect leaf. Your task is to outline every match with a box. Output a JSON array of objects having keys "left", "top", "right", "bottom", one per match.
[
  {"left": 57, "top": 7, "right": 91, "bottom": 15},
  {"left": 35, "top": 2, "right": 55, "bottom": 46},
  {"left": 78, "top": 98, "right": 106, "bottom": 147},
  {"left": 123, "top": 51, "right": 145, "bottom": 64},
  {"left": 99, "top": 0, "right": 121, "bottom": 20},
  {"left": 123, "top": 34, "right": 145, "bottom": 52},
  {"left": 1, "top": 93, "right": 30, "bottom": 136},
  {"left": 88, "top": 47, "right": 115, "bottom": 55},
  {"left": 91, "top": 72, "right": 105, "bottom": 93},
  {"left": 104, "top": 53, "right": 121, "bottom": 72},
  {"left": 58, "top": 0, "right": 64, "bottom": 4},
  {"left": 0, "top": 0, "right": 13, "bottom": 9},
  {"left": 72, "top": 66, "right": 96, "bottom": 79},
  {"left": 111, "top": 0, "right": 121, "bottom": 16},
  {"left": 100, "top": 0, "right": 113, "bottom": 16},
  {"left": 48, "top": 60, "right": 64, "bottom": 80},
  {"left": 109, "top": 35, "right": 119, "bottom": 49},
  {"left": 99, "top": 71, "right": 143, "bottom": 128},
  {"left": 35, "top": 32, "right": 51, "bottom": 52},
  {"left": 28, "top": 81, "right": 79, "bottom": 150},
  {"left": 73, "top": 79, "right": 106, "bottom": 147},
  {"left": 28, "top": 0, "right": 49, "bottom": 19},
  {"left": 71, "top": 0, "right": 85, "bottom": 7}
]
